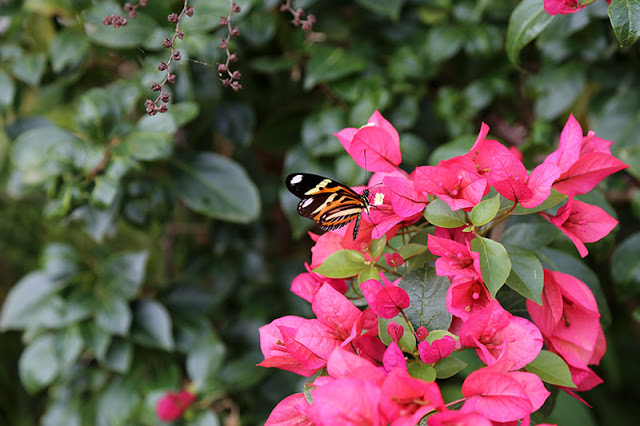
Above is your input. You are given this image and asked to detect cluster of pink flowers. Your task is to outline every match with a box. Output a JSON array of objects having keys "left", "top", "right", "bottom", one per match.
[
  {"left": 155, "top": 389, "right": 196, "bottom": 421},
  {"left": 543, "top": 0, "right": 611, "bottom": 15},
  {"left": 259, "top": 111, "right": 627, "bottom": 425}
]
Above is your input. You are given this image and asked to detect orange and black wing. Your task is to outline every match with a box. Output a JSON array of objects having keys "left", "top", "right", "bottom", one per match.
[{"left": 286, "top": 173, "right": 370, "bottom": 240}]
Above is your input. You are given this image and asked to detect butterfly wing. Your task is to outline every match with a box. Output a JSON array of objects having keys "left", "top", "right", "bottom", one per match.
[{"left": 286, "top": 173, "right": 369, "bottom": 238}]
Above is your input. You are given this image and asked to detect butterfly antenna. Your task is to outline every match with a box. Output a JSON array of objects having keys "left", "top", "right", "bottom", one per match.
[{"left": 362, "top": 149, "right": 382, "bottom": 240}]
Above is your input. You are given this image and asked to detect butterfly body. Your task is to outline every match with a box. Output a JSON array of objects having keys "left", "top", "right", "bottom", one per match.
[{"left": 286, "top": 173, "right": 370, "bottom": 240}]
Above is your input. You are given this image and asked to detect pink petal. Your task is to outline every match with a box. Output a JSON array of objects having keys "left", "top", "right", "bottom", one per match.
[
  {"left": 461, "top": 369, "right": 533, "bottom": 422},
  {"left": 427, "top": 410, "right": 493, "bottom": 426},
  {"left": 383, "top": 341, "right": 407, "bottom": 372},
  {"left": 544, "top": 114, "right": 583, "bottom": 172},
  {"left": 312, "top": 284, "right": 362, "bottom": 340},
  {"left": 265, "top": 393, "right": 313, "bottom": 426},
  {"left": 553, "top": 152, "right": 628, "bottom": 195}
]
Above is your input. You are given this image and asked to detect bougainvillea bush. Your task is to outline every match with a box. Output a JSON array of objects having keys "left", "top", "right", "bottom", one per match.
[{"left": 260, "top": 111, "right": 627, "bottom": 425}]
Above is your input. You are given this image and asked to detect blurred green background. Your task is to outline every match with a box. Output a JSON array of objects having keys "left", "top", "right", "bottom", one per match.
[{"left": 1, "top": 0, "right": 639, "bottom": 424}]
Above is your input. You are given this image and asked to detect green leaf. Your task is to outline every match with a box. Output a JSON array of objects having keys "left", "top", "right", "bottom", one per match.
[
  {"left": 423, "top": 25, "right": 465, "bottom": 63},
  {"left": 355, "top": 0, "right": 404, "bottom": 20},
  {"left": 12, "top": 127, "right": 88, "bottom": 185},
  {"left": 610, "top": 232, "right": 640, "bottom": 299},
  {"left": 130, "top": 299, "right": 174, "bottom": 350},
  {"left": 96, "top": 297, "right": 132, "bottom": 336},
  {"left": 313, "top": 249, "right": 367, "bottom": 278},
  {"left": 190, "top": 411, "right": 222, "bottom": 426},
  {"left": 0, "top": 272, "right": 61, "bottom": 331},
  {"left": 398, "top": 267, "right": 452, "bottom": 331},
  {"left": 398, "top": 243, "right": 428, "bottom": 260},
  {"left": 528, "top": 62, "right": 587, "bottom": 120},
  {"left": 53, "top": 325, "right": 84, "bottom": 369},
  {"left": 471, "top": 237, "right": 511, "bottom": 297},
  {"left": 358, "top": 266, "right": 381, "bottom": 284},
  {"left": 50, "top": 30, "right": 90, "bottom": 72},
  {"left": 220, "top": 358, "right": 268, "bottom": 392},
  {"left": 304, "top": 45, "right": 367, "bottom": 90},
  {"left": 301, "top": 109, "right": 348, "bottom": 156},
  {"left": 434, "top": 355, "right": 467, "bottom": 379},
  {"left": 213, "top": 102, "right": 256, "bottom": 149},
  {"left": 19, "top": 333, "right": 59, "bottom": 393},
  {"left": 120, "top": 131, "right": 174, "bottom": 161},
  {"left": 100, "top": 337, "right": 132, "bottom": 373},
  {"left": 470, "top": 195, "right": 500, "bottom": 226},
  {"left": 171, "top": 153, "right": 260, "bottom": 223},
  {"left": 609, "top": 0, "right": 640, "bottom": 47},
  {"left": 504, "top": 244, "right": 544, "bottom": 304},
  {"left": 525, "top": 350, "right": 576, "bottom": 387},
  {"left": 100, "top": 251, "right": 149, "bottom": 300},
  {"left": 74, "top": 88, "right": 121, "bottom": 141},
  {"left": 407, "top": 361, "right": 436, "bottom": 382},
  {"left": 11, "top": 52, "right": 47, "bottom": 86},
  {"left": 187, "top": 332, "right": 227, "bottom": 392},
  {"left": 80, "top": 322, "right": 111, "bottom": 360},
  {"left": 506, "top": 0, "right": 556, "bottom": 66},
  {"left": 424, "top": 198, "right": 467, "bottom": 228},
  {"left": 0, "top": 69, "right": 16, "bottom": 108},
  {"left": 369, "top": 235, "right": 387, "bottom": 259},
  {"left": 96, "top": 376, "right": 140, "bottom": 426},
  {"left": 501, "top": 221, "right": 560, "bottom": 251}
]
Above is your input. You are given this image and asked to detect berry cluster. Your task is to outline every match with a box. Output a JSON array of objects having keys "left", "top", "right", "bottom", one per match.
[
  {"left": 103, "top": 0, "right": 149, "bottom": 28},
  {"left": 144, "top": 1, "right": 194, "bottom": 115},
  {"left": 218, "top": 2, "right": 243, "bottom": 91}
]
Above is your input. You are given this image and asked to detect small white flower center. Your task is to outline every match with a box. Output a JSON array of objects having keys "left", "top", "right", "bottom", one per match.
[{"left": 374, "top": 193, "right": 385, "bottom": 206}]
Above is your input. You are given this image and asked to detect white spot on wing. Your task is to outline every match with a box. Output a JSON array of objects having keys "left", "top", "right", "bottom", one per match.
[
  {"left": 290, "top": 174, "right": 303, "bottom": 185},
  {"left": 301, "top": 198, "right": 314, "bottom": 208}
]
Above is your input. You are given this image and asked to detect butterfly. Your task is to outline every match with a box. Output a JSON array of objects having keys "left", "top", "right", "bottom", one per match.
[{"left": 286, "top": 173, "right": 370, "bottom": 240}]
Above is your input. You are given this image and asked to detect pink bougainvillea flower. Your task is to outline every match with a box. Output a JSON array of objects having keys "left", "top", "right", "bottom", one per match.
[
  {"left": 334, "top": 110, "right": 402, "bottom": 173},
  {"left": 544, "top": 114, "right": 628, "bottom": 196},
  {"left": 427, "top": 409, "right": 493, "bottom": 426},
  {"left": 418, "top": 335, "right": 456, "bottom": 364},
  {"left": 361, "top": 272, "right": 410, "bottom": 319},
  {"left": 461, "top": 364, "right": 550, "bottom": 423},
  {"left": 379, "top": 367, "right": 445, "bottom": 426},
  {"left": 264, "top": 393, "right": 313, "bottom": 426},
  {"left": 258, "top": 284, "right": 366, "bottom": 375},
  {"left": 459, "top": 300, "right": 543, "bottom": 370},
  {"left": 466, "top": 123, "right": 561, "bottom": 209},
  {"left": 415, "top": 156, "right": 489, "bottom": 211},
  {"left": 326, "top": 346, "right": 385, "bottom": 380},
  {"left": 446, "top": 277, "right": 492, "bottom": 321},
  {"left": 155, "top": 389, "right": 196, "bottom": 422},
  {"left": 303, "top": 349, "right": 385, "bottom": 426},
  {"left": 544, "top": 0, "right": 588, "bottom": 15},
  {"left": 257, "top": 315, "right": 324, "bottom": 376},
  {"left": 383, "top": 341, "right": 407, "bottom": 372},
  {"left": 527, "top": 270, "right": 605, "bottom": 392},
  {"left": 290, "top": 262, "right": 348, "bottom": 303},
  {"left": 428, "top": 232, "right": 481, "bottom": 280},
  {"left": 387, "top": 321, "right": 404, "bottom": 342},
  {"left": 385, "top": 252, "right": 404, "bottom": 268},
  {"left": 415, "top": 326, "right": 428, "bottom": 342},
  {"left": 383, "top": 174, "right": 429, "bottom": 218},
  {"left": 540, "top": 197, "right": 618, "bottom": 258},
  {"left": 304, "top": 376, "right": 384, "bottom": 426}
]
